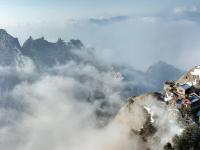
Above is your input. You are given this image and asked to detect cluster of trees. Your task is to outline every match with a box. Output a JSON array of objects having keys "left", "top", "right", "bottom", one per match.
[
  {"left": 164, "top": 124, "right": 200, "bottom": 150},
  {"left": 139, "top": 114, "right": 157, "bottom": 142}
]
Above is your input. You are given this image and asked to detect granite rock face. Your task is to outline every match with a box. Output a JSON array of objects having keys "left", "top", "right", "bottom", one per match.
[{"left": 0, "top": 29, "right": 21, "bottom": 66}]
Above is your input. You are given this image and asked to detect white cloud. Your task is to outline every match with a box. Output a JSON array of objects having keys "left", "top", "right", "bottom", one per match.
[
  {"left": 0, "top": 59, "right": 125, "bottom": 149},
  {"left": 173, "top": 6, "right": 198, "bottom": 14},
  {"left": 2, "top": 4, "right": 200, "bottom": 70}
]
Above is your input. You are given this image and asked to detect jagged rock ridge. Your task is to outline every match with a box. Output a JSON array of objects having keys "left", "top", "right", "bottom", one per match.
[
  {"left": 21, "top": 36, "right": 84, "bottom": 68},
  {"left": 0, "top": 29, "right": 184, "bottom": 98},
  {"left": 0, "top": 29, "right": 84, "bottom": 68},
  {"left": 0, "top": 29, "right": 21, "bottom": 66}
]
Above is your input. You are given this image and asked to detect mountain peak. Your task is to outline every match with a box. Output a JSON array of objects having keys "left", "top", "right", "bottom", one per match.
[
  {"left": 0, "top": 29, "right": 21, "bottom": 66},
  {"left": 0, "top": 29, "right": 8, "bottom": 35},
  {"left": 0, "top": 29, "right": 12, "bottom": 39},
  {"left": 28, "top": 36, "right": 33, "bottom": 41},
  {"left": 0, "top": 29, "right": 21, "bottom": 50},
  {"left": 147, "top": 61, "right": 181, "bottom": 74},
  {"left": 39, "top": 37, "right": 45, "bottom": 41},
  {"left": 56, "top": 38, "right": 66, "bottom": 46},
  {"left": 146, "top": 61, "right": 183, "bottom": 89},
  {"left": 68, "top": 39, "right": 84, "bottom": 49},
  {"left": 148, "top": 61, "right": 172, "bottom": 69}
]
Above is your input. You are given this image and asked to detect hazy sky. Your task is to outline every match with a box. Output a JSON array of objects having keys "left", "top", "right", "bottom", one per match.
[
  {"left": 1, "top": 0, "right": 200, "bottom": 70},
  {"left": 1, "top": 0, "right": 199, "bottom": 29}
]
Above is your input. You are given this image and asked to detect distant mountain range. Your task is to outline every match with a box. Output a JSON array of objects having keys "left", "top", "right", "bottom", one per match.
[
  {"left": 89, "top": 15, "right": 129, "bottom": 25},
  {"left": 115, "top": 61, "right": 184, "bottom": 96},
  {"left": 0, "top": 29, "right": 184, "bottom": 96},
  {"left": 113, "top": 64, "right": 200, "bottom": 150},
  {"left": 0, "top": 29, "right": 188, "bottom": 149},
  {"left": 0, "top": 29, "right": 84, "bottom": 68}
]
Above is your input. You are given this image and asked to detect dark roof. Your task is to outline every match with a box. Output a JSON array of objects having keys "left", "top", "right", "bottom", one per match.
[
  {"left": 197, "top": 110, "right": 200, "bottom": 116},
  {"left": 176, "top": 99, "right": 182, "bottom": 104},
  {"left": 181, "top": 83, "right": 192, "bottom": 90},
  {"left": 174, "top": 92, "right": 179, "bottom": 97},
  {"left": 188, "top": 95, "right": 200, "bottom": 103}
]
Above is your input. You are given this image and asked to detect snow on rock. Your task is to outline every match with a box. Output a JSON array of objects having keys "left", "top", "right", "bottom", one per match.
[
  {"left": 186, "top": 82, "right": 193, "bottom": 86},
  {"left": 144, "top": 106, "right": 155, "bottom": 123},
  {"left": 191, "top": 66, "right": 200, "bottom": 78},
  {"left": 115, "top": 93, "right": 185, "bottom": 149},
  {"left": 164, "top": 92, "right": 173, "bottom": 102},
  {"left": 111, "top": 67, "right": 124, "bottom": 81}
]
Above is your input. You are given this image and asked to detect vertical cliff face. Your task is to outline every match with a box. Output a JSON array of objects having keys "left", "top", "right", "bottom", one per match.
[{"left": 0, "top": 29, "right": 21, "bottom": 66}]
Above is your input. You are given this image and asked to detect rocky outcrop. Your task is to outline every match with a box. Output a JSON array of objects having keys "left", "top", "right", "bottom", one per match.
[
  {"left": 177, "top": 65, "right": 200, "bottom": 88},
  {"left": 0, "top": 29, "right": 21, "bottom": 66},
  {"left": 114, "top": 92, "right": 184, "bottom": 149},
  {"left": 21, "top": 37, "right": 84, "bottom": 68},
  {"left": 0, "top": 29, "right": 85, "bottom": 68}
]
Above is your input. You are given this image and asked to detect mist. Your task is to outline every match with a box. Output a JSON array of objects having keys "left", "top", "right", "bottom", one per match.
[
  {"left": 0, "top": 1, "right": 199, "bottom": 149},
  {"left": 3, "top": 5, "right": 200, "bottom": 70},
  {"left": 0, "top": 46, "right": 128, "bottom": 149},
  {"left": 0, "top": 38, "right": 185, "bottom": 150}
]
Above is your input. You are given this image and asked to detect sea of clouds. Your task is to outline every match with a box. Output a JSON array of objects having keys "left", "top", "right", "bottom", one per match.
[{"left": 0, "top": 45, "right": 185, "bottom": 150}]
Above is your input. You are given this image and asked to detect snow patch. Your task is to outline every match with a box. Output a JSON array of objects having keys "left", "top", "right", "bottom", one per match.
[
  {"left": 164, "top": 92, "right": 173, "bottom": 102},
  {"left": 111, "top": 67, "right": 124, "bottom": 81},
  {"left": 186, "top": 82, "right": 193, "bottom": 86},
  {"left": 144, "top": 106, "right": 155, "bottom": 123},
  {"left": 191, "top": 66, "right": 200, "bottom": 78}
]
